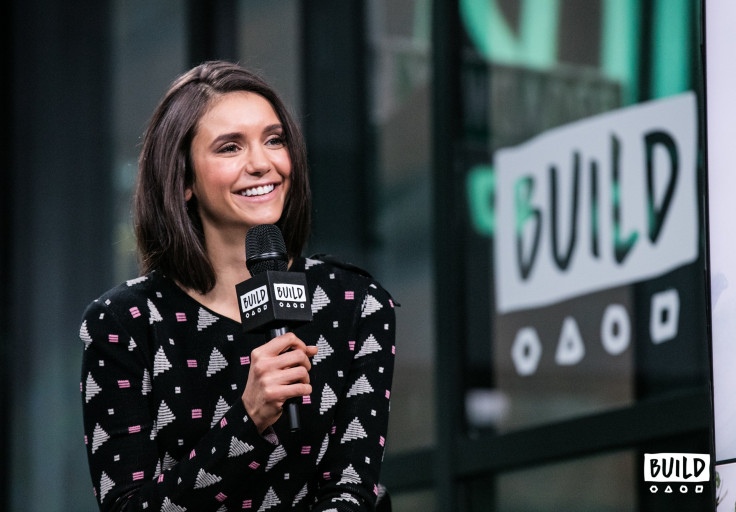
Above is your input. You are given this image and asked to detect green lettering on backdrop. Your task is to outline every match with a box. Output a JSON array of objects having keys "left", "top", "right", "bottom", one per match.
[
  {"left": 549, "top": 154, "right": 580, "bottom": 270},
  {"left": 611, "top": 134, "right": 638, "bottom": 264},
  {"left": 515, "top": 175, "right": 541, "bottom": 280},
  {"left": 461, "top": 0, "right": 691, "bottom": 239},
  {"left": 466, "top": 164, "right": 495, "bottom": 236},
  {"left": 644, "top": 130, "right": 679, "bottom": 243},
  {"left": 459, "top": 0, "right": 559, "bottom": 68}
]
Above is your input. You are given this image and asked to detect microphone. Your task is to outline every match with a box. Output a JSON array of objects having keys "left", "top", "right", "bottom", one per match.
[{"left": 236, "top": 224, "right": 313, "bottom": 431}]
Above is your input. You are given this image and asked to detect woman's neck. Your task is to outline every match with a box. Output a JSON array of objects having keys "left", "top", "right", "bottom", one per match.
[{"left": 186, "top": 226, "right": 251, "bottom": 322}]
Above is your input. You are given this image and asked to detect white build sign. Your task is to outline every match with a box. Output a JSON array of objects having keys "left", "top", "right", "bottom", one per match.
[
  {"left": 494, "top": 92, "right": 698, "bottom": 314},
  {"left": 491, "top": 92, "right": 699, "bottom": 432}
]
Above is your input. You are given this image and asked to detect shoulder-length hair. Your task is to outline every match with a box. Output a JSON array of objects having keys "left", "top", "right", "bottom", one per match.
[{"left": 134, "top": 60, "right": 311, "bottom": 294}]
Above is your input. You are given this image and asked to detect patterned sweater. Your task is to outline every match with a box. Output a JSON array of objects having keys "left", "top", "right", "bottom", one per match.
[{"left": 79, "top": 256, "right": 396, "bottom": 512}]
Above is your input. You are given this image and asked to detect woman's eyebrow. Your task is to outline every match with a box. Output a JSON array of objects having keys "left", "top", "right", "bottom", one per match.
[
  {"left": 210, "top": 124, "right": 283, "bottom": 145},
  {"left": 210, "top": 132, "right": 244, "bottom": 145},
  {"left": 263, "top": 123, "right": 284, "bottom": 133}
]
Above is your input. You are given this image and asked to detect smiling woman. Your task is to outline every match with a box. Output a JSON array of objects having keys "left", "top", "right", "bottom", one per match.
[
  {"left": 186, "top": 91, "right": 292, "bottom": 251},
  {"left": 134, "top": 62, "right": 311, "bottom": 297},
  {"left": 79, "top": 61, "right": 396, "bottom": 512}
]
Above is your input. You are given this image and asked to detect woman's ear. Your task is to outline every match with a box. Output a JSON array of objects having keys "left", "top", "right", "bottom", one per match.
[{"left": 184, "top": 188, "right": 193, "bottom": 201}]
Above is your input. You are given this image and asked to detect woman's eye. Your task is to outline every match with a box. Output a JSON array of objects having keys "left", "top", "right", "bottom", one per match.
[
  {"left": 218, "top": 143, "right": 239, "bottom": 153},
  {"left": 266, "top": 136, "right": 285, "bottom": 147}
]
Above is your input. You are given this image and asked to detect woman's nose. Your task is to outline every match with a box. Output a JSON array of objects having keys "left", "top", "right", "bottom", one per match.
[{"left": 244, "top": 145, "right": 271, "bottom": 175}]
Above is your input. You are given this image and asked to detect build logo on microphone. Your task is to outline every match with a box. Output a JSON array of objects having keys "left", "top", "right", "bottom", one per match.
[{"left": 644, "top": 453, "right": 710, "bottom": 495}]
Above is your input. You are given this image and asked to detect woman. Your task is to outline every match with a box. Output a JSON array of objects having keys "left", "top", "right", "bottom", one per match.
[{"left": 80, "top": 60, "right": 396, "bottom": 512}]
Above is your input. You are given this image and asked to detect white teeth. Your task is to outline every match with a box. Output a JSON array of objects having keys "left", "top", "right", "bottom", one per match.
[{"left": 241, "top": 184, "right": 275, "bottom": 197}]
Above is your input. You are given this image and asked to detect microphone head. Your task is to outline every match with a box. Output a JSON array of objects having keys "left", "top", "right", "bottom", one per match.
[{"left": 246, "top": 224, "right": 288, "bottom": 275}]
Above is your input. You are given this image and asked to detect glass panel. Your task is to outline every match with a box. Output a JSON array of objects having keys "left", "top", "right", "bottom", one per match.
[
  {"left": 492, "top": 451, "right": 636, "bottom": 512},
  {"left": 463, "top": 434, "right": 711, "bottom": 510},
  {"left": 390, "top": 488, "right": 437, "bottom": 512},
  {"left": 368, "top": 0, "right": 435, "bottom": 452},
  {"left": 460, "top": 0, "right": 705, "bottom": 435},
  {"left": 237, "top": 0, "right": 302, "bottom": 115},
  {"left": 111, "top": 0, "right": 186, "bottom": 281}
]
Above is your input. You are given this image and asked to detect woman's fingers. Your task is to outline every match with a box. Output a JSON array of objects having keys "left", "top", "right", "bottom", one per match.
[
  {"left": 242, "top": 332, "right": 317, "bottom": 433},
  {"left": 256, "top": 332, "right": 309, "bottom": 356}
]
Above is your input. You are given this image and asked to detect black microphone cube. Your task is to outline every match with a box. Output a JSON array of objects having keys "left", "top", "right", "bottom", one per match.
[{"left": 236, "top": 270, "right": 313, "bottom": 332}]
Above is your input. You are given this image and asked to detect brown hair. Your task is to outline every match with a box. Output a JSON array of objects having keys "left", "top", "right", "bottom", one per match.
[{"left": 134, "top": 61, "right": 311, "bottom": 293}]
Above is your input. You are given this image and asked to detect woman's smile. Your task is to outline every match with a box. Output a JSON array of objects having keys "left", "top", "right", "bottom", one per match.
[
  {"left": 238, "top": 183, "right": 276, "bottom": 197},
  {"left": 187, "top": 90, "right": 292, "bottom": 235}
]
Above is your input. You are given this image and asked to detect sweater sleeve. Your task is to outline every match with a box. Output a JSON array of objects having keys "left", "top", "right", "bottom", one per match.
[
  {"left": 80, "top": 297, "right": 279, "bottom": 512},
  {"left": 312, "top": 280, "right": 397, "bottom": 511}
]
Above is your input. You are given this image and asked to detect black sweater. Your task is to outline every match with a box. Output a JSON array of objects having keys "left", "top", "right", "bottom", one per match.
[{"left": 79, "top": 256, "right": 396, "bottom": 511}]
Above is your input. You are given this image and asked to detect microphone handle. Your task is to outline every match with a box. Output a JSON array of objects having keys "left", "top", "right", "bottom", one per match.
[{"left": 268, "top": 326, "right": 301, "bottom": 431}]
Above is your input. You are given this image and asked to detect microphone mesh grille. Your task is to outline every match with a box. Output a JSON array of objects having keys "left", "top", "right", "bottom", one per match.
[{"left": 245, "top": 224, "right": 288, "bottom": 275}]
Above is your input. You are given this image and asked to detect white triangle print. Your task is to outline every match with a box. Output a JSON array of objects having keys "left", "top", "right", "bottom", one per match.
[
  {"left": 197, "top": 307, "right": 219, "bottom": 331},
  {"left": 156, "top": 401, "right": 176, "bottom": 432},
  {"left": 361, "top": 294, "right": 383, "bottom": 318},
  {"left": 163, "top": 452, "right": 177, "bottom": 471},
  {"left": 99, "top": 471, "right": 115, "bottom": 503},
  {"left": 337, "top": 464, "right": 362, "bottom": 486},
  {"left": 153, "top": 347, "right": 172, "bottom": 377},
  {"left": 161, "top": 497, "right": 187, "bottom": 512},
  {"left": 333, "top": 493, "right": 360, "bottom": 506},
  {"left": 216, "top": 506, "right": 227, "bottom": 512},
  {"left": 320, "top": 384, "right": 338, "bottom": 415},
  {"left": 126, "top": 276, "right": 148, "bottom": 287},
  {"left": 346, "top": 375, "right": 374, "bottom": 397},
  {"left": 79, "top": 321, "right": 92, "bottom": 349},
  {"left": 91, "top": 423, "right": 110, "bottom": 453},
  {"left": 258, "top": 487, "right": 282, "bottom": 512},
  {"left": 292, "top": 484, "right": 309, "bottom": 506},
  {"left": 317, "top": 434, "right": 329, "bottom": 465},
  {"left": 266, "top": 445, "right": 287, "bottom": 472},
  {"left": 340, "top": 417, "right": 367, "bottom": 444},
  {"left": 210, "top": 396, "right": 230, "bottom": 427},
  {"left": 194, "top": 468, "right": 222, "bottom": 489},
  {"left": 206, "top": 348, "right": 228, "bottom": 377},
  {"left": 85, "top": 373, "right": 101, "bottom": 403},
  {"left": 128, "top": 337, "right": 137, "bottom": 352},
  {"left": 228, "top": 436, "right": 254, "bottom": 457},
  {"left": 154, "top": 458, "right": 162, "bottom": 479},
  {"left": 147, "top": 299, "right": 163, "bottom": 324},
  {"left": 311, "top": 285, "right": 331, "bottom": 314},
  {"left": 355, "top": 335, "right": 382, "bottom": 359},
  {"left": 141, "top": 369, "right": 151, "bottom": 395},
  {"left": 312, "top": 335, "right": 334, "bottom": 365},
  {"left": 304, "top": 258, "right": 324, "bottom": 269}
]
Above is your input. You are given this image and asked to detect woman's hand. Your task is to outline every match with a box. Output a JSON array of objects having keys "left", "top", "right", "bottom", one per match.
[{"left": 242, "top": 332, "right": 319, "bottom": 433}]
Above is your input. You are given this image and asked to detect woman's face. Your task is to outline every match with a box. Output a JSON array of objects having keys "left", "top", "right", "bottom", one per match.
[{"left": 187, "top": 91, "right": 292, "bottom": 239}]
